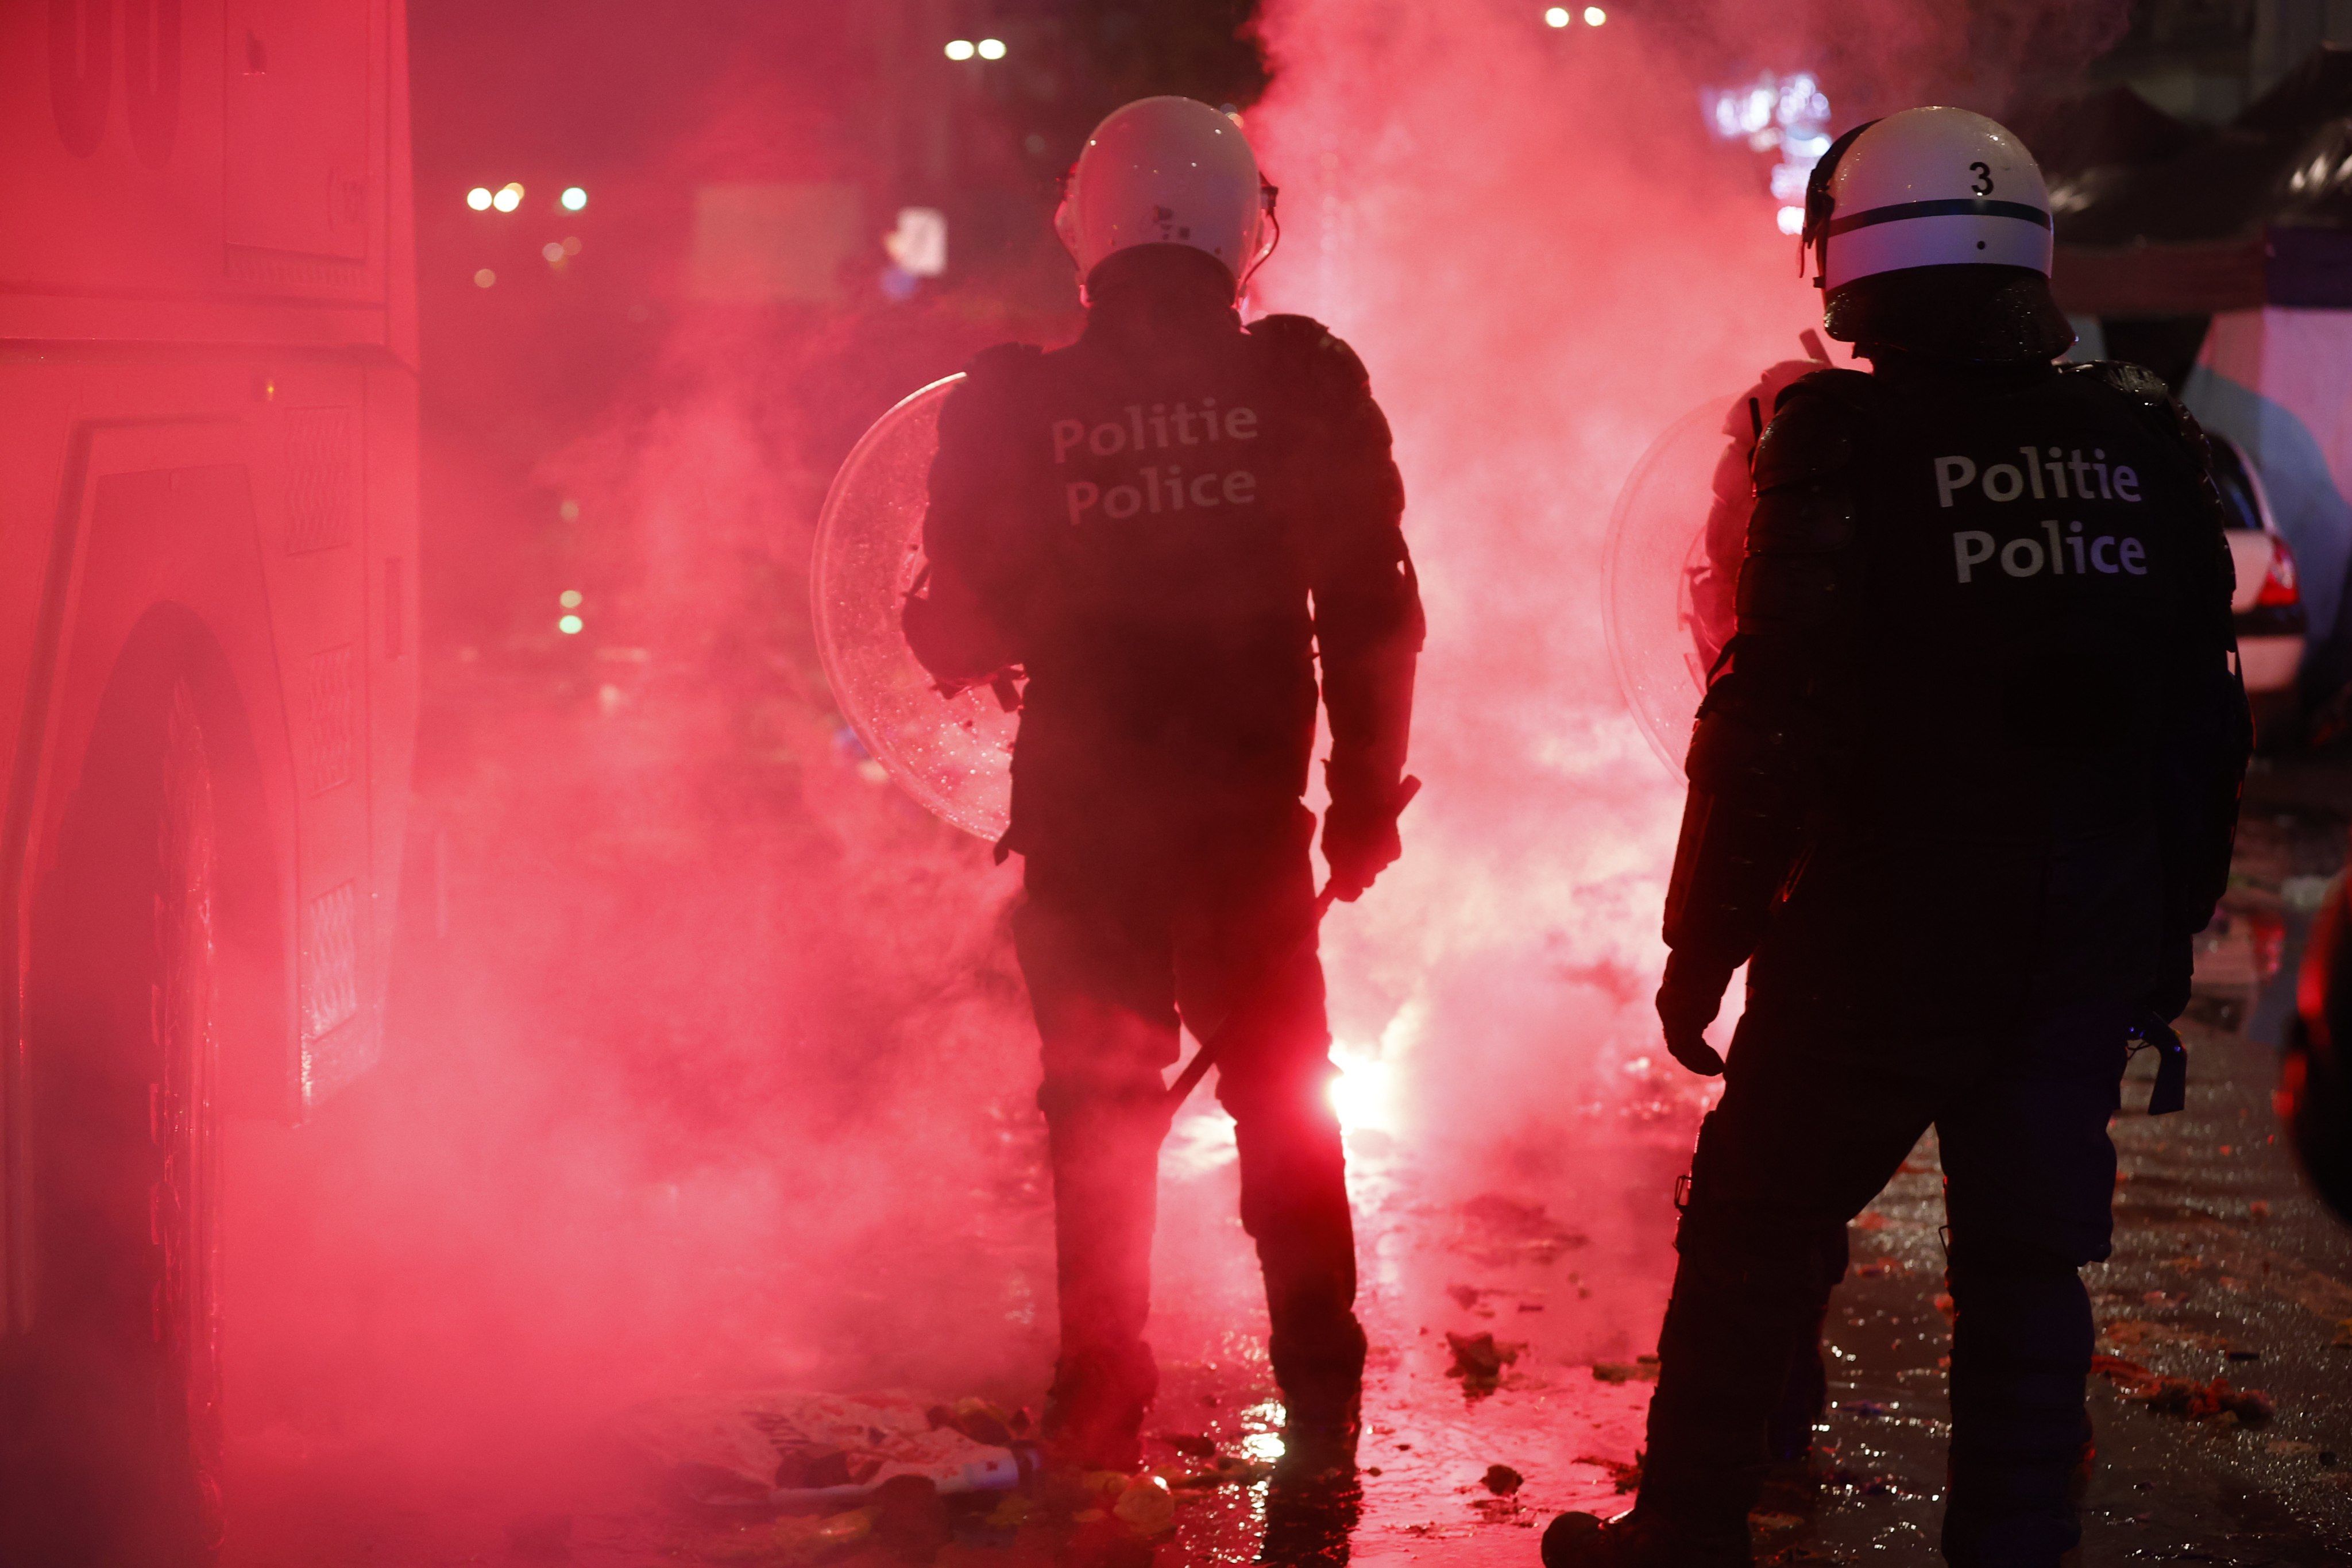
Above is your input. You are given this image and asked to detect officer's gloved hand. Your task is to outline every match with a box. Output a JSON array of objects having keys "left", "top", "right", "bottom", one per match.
[
  {"left": 2150, "top": 934, "right": 2195, "bottom": 1023},
  {"left": 1657, "top": 950, "right": 1735, "bottom": 1076},
  {"left": 1322, "top": 768, "right": 1409, "bottom": 903}
]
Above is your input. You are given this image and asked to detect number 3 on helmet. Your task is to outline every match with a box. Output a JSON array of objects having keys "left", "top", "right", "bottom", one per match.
[
  {"left": 1801, "top": 106, "right": 2055, "bottom": 294},
  {"left": 1053, "top": 96, "right": 1280, "bottom": 302}
]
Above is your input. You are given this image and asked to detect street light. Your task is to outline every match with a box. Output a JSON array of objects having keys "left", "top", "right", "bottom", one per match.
[
  {"left": 561, "top": 186, "right": 587, "bottom": 211},
  {"left": 492, "top": 182, "right": 524, "bottom": 213},
  {"left": 466, "top": 186, "right": 493, "bottom": 210},
  {"left": 1544, "top": 6, "right": 1570, "bottom": 25},
  {"left": 1584, "top": 5, "right": 1606, "bottom": 22},
  {"left": 944, "top": 38, "right": 975, "bottom": 60},
  {"left": 977, "top": 37, "right": 1006, "bottom": 59}
]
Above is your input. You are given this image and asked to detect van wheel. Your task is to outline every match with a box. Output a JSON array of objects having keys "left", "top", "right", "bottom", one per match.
[{"left": 5, "top": 673, "right": 223, "bottom": 1565}]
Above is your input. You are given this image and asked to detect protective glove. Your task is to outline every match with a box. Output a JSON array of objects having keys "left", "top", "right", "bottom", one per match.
[
  {"left": 1656, "top": 949, "right": 1736, "bottom": 1077},
  {"left": 2148, "top": 933, "right": 2195, "bottom": 1024},
  {"left": 1321, "top": 766, "right": 1409, "bottom": 903}
]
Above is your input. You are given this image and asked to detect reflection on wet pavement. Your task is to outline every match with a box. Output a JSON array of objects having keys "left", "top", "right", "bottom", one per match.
[{"left": 218, "top": 764, "right": 2352, "bottom": 1567}]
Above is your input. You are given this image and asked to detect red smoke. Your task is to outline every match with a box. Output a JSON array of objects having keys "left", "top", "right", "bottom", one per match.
[{"left": 213, "top": 0, "right": 2138, "bottom": 1550}]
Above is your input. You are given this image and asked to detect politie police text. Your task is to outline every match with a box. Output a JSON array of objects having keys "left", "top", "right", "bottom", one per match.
[
  {"left": 1934, "top": 446, "right": 2150, "bottom": 585},
  {"left": 1052, "top": 399, "right": 1259, "bottom": 527}
]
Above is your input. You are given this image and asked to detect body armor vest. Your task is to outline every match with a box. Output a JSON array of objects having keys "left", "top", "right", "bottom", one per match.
[{"left": 924, "top": 308, "right": 1415, "bottom": 849}]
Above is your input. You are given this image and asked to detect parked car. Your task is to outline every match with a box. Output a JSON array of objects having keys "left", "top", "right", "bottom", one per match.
[{"left": 2210, "top": 433, "right": 2307, "bottom": 743}]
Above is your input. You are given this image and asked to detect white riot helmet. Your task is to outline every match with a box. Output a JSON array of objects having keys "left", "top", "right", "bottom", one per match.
[
  {"left": 1055, "top": 96, "right": 1277, "bottom": 298},
  {"left": 1801, "top": 107, "right": 2070, "bottom": 358}
]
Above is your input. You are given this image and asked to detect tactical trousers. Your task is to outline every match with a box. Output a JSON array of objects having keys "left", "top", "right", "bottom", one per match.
[
  {"left": 1014, "top": 802, "right": 1364, "bottom": 1446},
  {"left": 1636, "top": 998, "right": 2128, "bottom": 1567}
]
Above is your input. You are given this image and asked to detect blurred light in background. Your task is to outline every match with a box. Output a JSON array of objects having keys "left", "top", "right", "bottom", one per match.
[
  {"left": 1704, "top": 71, "right": 1832, "bottom": 233},
  {"left": 977, "top": 37, "right": 1006, "bottom": 60},
  {"left": 944, "top": 38, "right": 975, "bottom": 61},
  {"left": 542, "top": 241, "right": 566, "bottom": 264},
  {"left": 1543, "top": 6, "right": 1569, "bottom": 25},
  {"left": 466, "top": 186, "right": 493, "bottom": 211},
  {"left": 559, "top": 590, "right": 584, "bottom": 609},
  {"left": 493, "top": 181, "right": 525, "bottom": 213},
  {"left": 473, "top": 268, "right": 496, "bottom": 288},
  {"left": 561, "top": 186, "right": 588, "bottom": 211},
  {"left": 561, "top": 236, "right": 582, "bottom": 256},
  {"left": 1583, "top": 5, "right": 1605, "bottom": 22},
  {"left": 885, "top": 207, "right": 949, "bottom": 279},
  {"left": 558, "top": 613, "right": 585, "bottom": 635}
]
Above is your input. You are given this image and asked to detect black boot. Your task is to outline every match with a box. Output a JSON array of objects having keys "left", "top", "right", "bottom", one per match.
[
  {"left": 1540, "top": 1508, "right": 1751, "bottom": 1568},
  {"left": 1042, "top": 1343, "right": 1156, "bottom": 1475},
  {"left": 1268, "top": 1296, "right": 1365, "bottom": 1481}
]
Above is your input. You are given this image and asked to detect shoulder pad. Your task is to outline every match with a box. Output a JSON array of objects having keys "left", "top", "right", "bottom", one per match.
[
  {"left": 1724, "top": 358, "right": 1832, "bottom": 441},
  {"left": 1247, "top": 313, "right": 1372, "bottom": 396},
  {"left": 960, "top": 342, "right": 1044, "bottom": 391},
  {"left": 1753, "top": 369, "right": 1875, "bottom": 492},
  {"left": 2065, "top": 358, "right": 2214, "bottom": 464},
  {"left": 2063, "top": 358, "right": 2170, "bottom": 404},
  {"left": 1770, "top": 366, "right": 1876, "bottom": 414}
]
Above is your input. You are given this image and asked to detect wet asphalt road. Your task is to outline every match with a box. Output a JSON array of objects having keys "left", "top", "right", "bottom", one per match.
[
  {"left": 215, "top": 697, "right": 2352, "bottom": 1567},
  {"left": 220, "top": 1018, "right": 2352, "bottom": 1568}
]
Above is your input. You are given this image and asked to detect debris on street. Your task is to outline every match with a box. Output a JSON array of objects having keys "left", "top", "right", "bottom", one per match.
[
  {"left": 1108, "top": 1475, "right": 1176, "bottom": 1535},
  {"left": 1481, "top": 1463, "right": 1524, "bottom": 1495},
  {"left": 2091, "top": 1357, "right": 2276, "bottom": 1425},
  {"left": 1590, "top": 1355, "right": 1661, "bottom": 1385},
  {"left": 1453, "top": 1194, "right": 1591, "bottom": 1265},
  {"left": 925, "top": 1397, "right": 1026, "bottom": 1448},
  {"left": 1443, "top": 1330, "right": 1522, "bottom": 1393},
  {"left": 620, "top": 1391, "right": 1026, "bottom": 1507}
]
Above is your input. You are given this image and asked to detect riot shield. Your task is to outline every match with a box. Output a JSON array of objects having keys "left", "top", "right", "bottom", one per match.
[
  {"left": 812, "top": 373, "right": 1016, "bottom": 842},
  {"left": 1604, "top": 399, "right": 1734, "bottom": 780}
]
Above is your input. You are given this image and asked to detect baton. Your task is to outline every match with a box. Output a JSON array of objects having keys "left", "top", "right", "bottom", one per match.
[{"left": 1163, "top": 777, "right": 1421, "bottom": 1118}]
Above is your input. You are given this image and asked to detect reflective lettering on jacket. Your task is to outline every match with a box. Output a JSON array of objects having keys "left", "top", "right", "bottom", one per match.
[{"left": 1051, "top": 401, "right": 1261, "bottom": 527}]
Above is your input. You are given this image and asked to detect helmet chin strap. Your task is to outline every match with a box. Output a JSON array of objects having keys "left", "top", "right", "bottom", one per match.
[{"left": 1237, "top": 180, "right": 1281, "bottom": 299}]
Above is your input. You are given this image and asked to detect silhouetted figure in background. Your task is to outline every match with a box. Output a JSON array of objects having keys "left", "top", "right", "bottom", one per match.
[
  {"left": 1547, "top": 108, "right": 2250, "bottom": 1568},
  {"left": 905, "top": 97, "right": 1422, "bottom": 1480}
]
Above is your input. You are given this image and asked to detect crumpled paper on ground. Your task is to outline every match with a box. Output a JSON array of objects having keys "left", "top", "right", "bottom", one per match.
[{"left": 620, "top": 1390, "right": 1024, "bottom": 1507}]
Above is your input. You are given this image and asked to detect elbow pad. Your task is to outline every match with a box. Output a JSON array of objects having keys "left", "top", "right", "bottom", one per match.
[{"left": 1663, "top": 703, "right": 1814, "bottom": 968}]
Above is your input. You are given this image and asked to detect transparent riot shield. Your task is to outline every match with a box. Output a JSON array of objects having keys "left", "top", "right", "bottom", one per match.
[
  {"left": 1604, "top": 399, "right": 1735, "bottom": 780},
  {"left": 812, "top": 373, "right": 1016, "bottom": 841}
]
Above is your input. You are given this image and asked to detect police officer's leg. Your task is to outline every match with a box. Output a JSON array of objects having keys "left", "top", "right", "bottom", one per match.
[
  {"left": 1633, "top": 1017, "right": 1934, "bottom": 1552},
  {"left": 1184, "top": 806, "right": 1364, "bottom": 1443},
  {"left": 1766, "top": 1220, "right": 1851, "bottom": 1465},
  {"left": 1932, "top": 1002, "right": 2128, "bottom": 1568},
  {"left": 1014, "top": 849, "right": 1183, "bottom": 1471}
]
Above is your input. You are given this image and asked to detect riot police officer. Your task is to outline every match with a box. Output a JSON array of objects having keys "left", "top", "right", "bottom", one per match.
[
  {"left": 1546, "top": 108, "right": 2250, "bottom": 1567},
  {"left": 903, "top": 97, "right": 1423, "bottom": 1477}
]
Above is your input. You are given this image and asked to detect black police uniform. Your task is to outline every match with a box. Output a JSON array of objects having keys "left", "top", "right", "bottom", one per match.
[
  {"left": 1639, "top": 353, "right": 2250, "bottom": 1565},
  {"left": 907, "top": 248, "right": 1423, "bottom": 1468}
]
